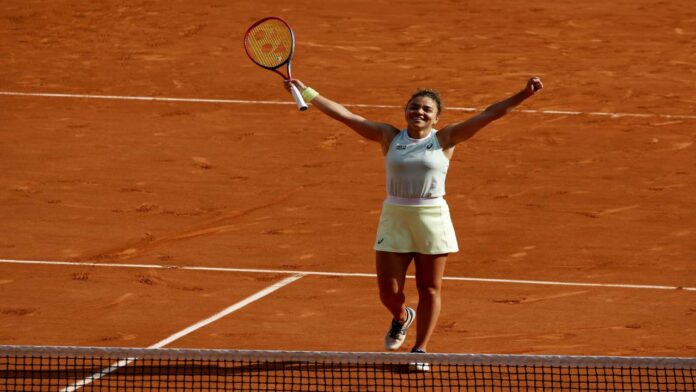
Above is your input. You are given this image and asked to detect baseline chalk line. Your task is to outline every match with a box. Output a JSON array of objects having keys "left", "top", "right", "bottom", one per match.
[
  {"left": 1, "top": 258, "right": 693, "bottom": 292},
  {"left": 2, "top": 91, "right": 695, "bottom": 120}
]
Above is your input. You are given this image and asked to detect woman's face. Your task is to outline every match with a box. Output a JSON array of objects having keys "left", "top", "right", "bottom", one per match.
[{"left": 405, "top": 96, "right": 439, "bottom": 131}]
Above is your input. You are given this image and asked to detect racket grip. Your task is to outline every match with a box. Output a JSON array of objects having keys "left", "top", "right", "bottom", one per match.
[{"left": 289, "top": 84, "right": 309, "bottom": 111}]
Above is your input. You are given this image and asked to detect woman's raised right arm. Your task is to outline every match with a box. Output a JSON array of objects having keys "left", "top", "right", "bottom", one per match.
[{"left": 285, "top": 80, "right": 398, "bottom": 148}]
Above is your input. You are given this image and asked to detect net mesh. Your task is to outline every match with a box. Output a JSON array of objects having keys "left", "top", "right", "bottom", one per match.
[
  {"left": 1, "top": 345, "right": 695, "bottom": 391},
  {"left": 244, "top": 18, "right": 294, "bottom": 68}
]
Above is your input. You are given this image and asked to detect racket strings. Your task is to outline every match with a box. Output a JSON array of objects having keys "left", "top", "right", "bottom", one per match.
[{"left": 245, "top": 19, "right": 293, "bottom": 68}]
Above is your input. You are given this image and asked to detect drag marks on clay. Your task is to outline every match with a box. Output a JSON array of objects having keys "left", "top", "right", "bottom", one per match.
[
  {"left": 303, "top": 41, "right": 382, "bottom": 53},
  {"left": 318, "top": 131, "right": 347, "bottom": 150},
  {"left": 0, "top": 307, "right": 37, "bottom": 316},
  {"left": 135, "top": 203, "right": 159, "bottom": 212},
  {"left": 647, "top": 184, "right": 685, "bottom": 191},
  {"left": 167, "top": 224, "right": 240, "bottom": 238},
  {"left": 178, "top": 23, "right": 205, "bottom": 39},
  {"left": 62, "top": 249, "right": 83, "bottom": 259},
  {"left": 159, "top": 109, "right": 192, "bottom": 117},
  {"left": 11, "top": 180, "right": 111, "bottom": 211},
  {"left": 77, "top": 185, "right": 308, "bottom": 262},
  {"left": 103, "top": 293, "right": 134, "bottom": 308},
  {"left": 458, "top": 331, "right": 534, "bottom": 341},
  {"left": 71, "top": 271, "right": 89, "bottom": 281},
  {"left": 508, "top": 246, "right": 536, "bottom": 259},
  {"left": 571, "top": 204, "right": 640, "bottom": 219},
  {"left": 493, "top": 290, "right": 589, "bottom": 305},
  {"left": 99, "top": 333, "right": 137, "bottom": 342},
  {"left": 263, "top": 228, "right": 313, "bottom": 235},
  {"left": 135, "top": 271, "right": 164, "bottom": 286},
  {"left": 522, "top": 344, "right": 592, "bottom": 353},
  {"left": 236, "top": 131, "right": 255, "bottom": 142},
  {"left": 670, "top": 141, "right": 693, "bottom": 150},
  {"left": 670, "top": 230, "right": 691, "bottom": 237},
  {"left": 10, "top": 183, "right": 40, "bottom": 195},
  {"left": 492, "top": 189, "right": 535, "bottom": 200},
  {"left": 135, "top": 270, "right": 204, "bottom": 292},
  {"left": 191, "top": 156, "right": 213, "bottom": 169}
]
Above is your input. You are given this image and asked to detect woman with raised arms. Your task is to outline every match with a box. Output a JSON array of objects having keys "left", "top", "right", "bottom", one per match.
[{"left": 285, "top": 77, "right": 544, "bottom": 357}]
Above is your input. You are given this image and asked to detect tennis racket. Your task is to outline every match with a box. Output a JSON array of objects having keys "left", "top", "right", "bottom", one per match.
[{"left": 244, "top": 17, "right": 308, "bottom": 111}]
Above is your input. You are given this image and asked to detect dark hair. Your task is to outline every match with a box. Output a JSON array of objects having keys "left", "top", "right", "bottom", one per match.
[{"left": 407, "top": 88, "right": 443, "bottom": 114}]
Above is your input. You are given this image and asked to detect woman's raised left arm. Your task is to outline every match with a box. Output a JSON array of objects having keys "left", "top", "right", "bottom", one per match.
[{"left": 438, "top": 77, "right": 543, "bottom": 149}]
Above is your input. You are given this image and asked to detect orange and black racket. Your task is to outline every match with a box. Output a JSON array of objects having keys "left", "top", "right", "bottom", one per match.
[{"left": 244, "top": 17, "right": 307, "bottom": 111}]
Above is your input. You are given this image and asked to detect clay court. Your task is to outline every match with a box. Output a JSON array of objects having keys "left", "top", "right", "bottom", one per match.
[{"left": 1, "top": 0, "right": 695, "bottom": 359}]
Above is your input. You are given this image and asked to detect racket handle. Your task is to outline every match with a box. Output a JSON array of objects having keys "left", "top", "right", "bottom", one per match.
[{"left": 289, "top": 84, "right": 309, "bottom": 111}]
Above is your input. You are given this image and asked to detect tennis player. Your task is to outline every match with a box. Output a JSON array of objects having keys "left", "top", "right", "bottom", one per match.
[{"left": 285, "top": 77, "right": 543, "bottom": 355}]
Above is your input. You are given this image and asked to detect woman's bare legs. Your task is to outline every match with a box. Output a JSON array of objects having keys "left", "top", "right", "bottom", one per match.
[
  {"left": 412, "top": 253, "right": 447, "bottom": 351},
  {"left": 375, "top": 251, "right": 413, "bottom": 322},
  {"left": 375, "top": 251, "right": 447, "bottom": 351}
]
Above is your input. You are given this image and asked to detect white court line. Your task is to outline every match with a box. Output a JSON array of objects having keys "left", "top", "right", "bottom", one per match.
[
  {"left": 1, "top": 258, "right": 694, "bottom": 292},
  {"left": 2, "top": 90, "right": 696, "bottom": 120},
  {"left": 59, "top": 273, "right": 305, "bottom": 392}
]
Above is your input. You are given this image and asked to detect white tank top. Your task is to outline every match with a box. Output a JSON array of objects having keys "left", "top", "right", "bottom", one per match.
[{"left": 385, "top": 130, "right": 450, "bottom": 199}]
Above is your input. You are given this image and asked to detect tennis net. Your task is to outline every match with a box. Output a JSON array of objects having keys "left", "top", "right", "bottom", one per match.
[{"left": 1, "top": 345, "right": 694, "bottom": 391}]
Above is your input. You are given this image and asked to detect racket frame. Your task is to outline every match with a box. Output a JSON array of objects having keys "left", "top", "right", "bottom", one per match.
[{"left": 244, "top": 16, "right": 308, "bottom": 111}]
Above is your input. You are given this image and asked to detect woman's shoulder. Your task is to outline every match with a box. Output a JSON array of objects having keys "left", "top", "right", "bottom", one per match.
[{"left": 384, "top": 128, "right": 403, "bottom": 146}]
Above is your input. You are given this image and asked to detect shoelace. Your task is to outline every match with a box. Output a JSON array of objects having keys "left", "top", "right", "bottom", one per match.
[{"left": 388, "top": 319, "right": 406, "bottom": 338}]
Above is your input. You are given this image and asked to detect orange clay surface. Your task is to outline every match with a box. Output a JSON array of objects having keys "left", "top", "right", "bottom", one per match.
[{"left": 0, "top": 0, "right": 695, "bottom": 357}]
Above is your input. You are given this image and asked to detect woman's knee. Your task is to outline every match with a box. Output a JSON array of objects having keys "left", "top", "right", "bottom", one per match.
[
  {"left": 379, "top": 287, "right": 404, "bottom": 305},
  {"left": 416, "top": 283, "right": 441, "bottom": 300}
]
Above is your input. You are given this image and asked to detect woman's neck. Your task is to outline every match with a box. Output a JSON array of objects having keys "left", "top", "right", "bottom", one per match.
[{"left": 406, "top": 127, "right": 432, "bottom": 140}]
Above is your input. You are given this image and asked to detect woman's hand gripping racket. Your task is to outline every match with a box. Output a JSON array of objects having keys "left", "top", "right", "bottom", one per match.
[{"left": 244, "top": 17, "right": 308, "bottom": 111}]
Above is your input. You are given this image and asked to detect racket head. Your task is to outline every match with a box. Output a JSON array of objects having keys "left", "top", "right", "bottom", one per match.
[{"left": 244, "top": 17, "right": 296, "bottom": 74}]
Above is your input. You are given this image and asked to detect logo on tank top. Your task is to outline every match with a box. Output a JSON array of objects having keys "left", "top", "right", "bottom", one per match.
[
  {"left": 426, "top": 142, "right": 433, "bottom": 149},
  {"left": 396, "top": 145, "right": 407, "bottom": 150}
]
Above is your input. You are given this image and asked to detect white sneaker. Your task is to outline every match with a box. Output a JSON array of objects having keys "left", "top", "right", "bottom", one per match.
[
  {"left": 408, "top": 348, "right": 431, "bottom": 372},
  {"left": 384, "top": 307, "right": 415, "bottom": 350}
]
